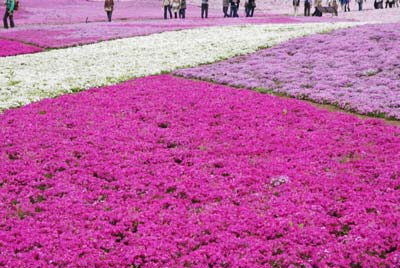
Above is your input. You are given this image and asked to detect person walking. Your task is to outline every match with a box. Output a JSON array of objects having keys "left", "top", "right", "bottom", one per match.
[
  {"left": 249, "top": 0, "right": 256, "bottom": 16},
  {"left": 201, "top": 0, "right": 209, "bottom": 18},
  {"left": 304, "top": 0, "right": 311, "bottom": 15},
  {"left": 163, "top": 0, "right": 172, "bottom": 19},
  {"left": 172, "top": 0, "right": 180, "bottom": 18},
  {"left": 293, "top": 0, "right": 300, "bottom": 16},
  {"left": 386, "top": 0, "right": 395, "bottom": 7},
  {"left": 104, "top": 0, "right": 114, "bottom": 22},
  {"left": 344, "top": 0, "right": 350, "bottom": 11},
  {"left": 339, "top": 0, "right": 345, "bottom": 10},
  {"left": 231, "top": 0, "right": 239, "bottom": 17},
  {"left": 223, "top": 0, "right": 230, "bottom": 17},
  {"left": 355, "top": 0, "right": 363, "bottom": 10},
  {"left": 3, "top": 0, "right": 15, "bottom": 29},
  {"left": 179, "top": 0, "right": 186, "bottom": 18}
]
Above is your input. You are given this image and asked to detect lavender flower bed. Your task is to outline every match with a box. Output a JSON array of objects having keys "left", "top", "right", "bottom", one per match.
[
  {"left": 1, "top": 75, "right": 399, "bottom": 267},
  {"left": 0, "top": 16, "right": 338, "bottom": 49},
  {"left": 0, "top": 39, "right": 42, "bottom": 57},
  {"left": 175, "top": 23, "right": 400, "bottom": 119}
]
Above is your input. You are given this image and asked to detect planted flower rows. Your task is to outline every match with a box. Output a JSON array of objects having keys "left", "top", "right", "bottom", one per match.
[
  {"left": 1, "top": 75, "right": 399, "bottom": 267},
  {"left": 0, "top": 22, "right": 356, "bottom": 112},
  {"left": 175, "top": 23, "right": 400, "bottom": 119},
  {"left": 0, "top": 39, "right": 42, "bottom": 57},
  {"left": 0, "top": 16, "right": 338, "bottom": 50},
  {"left": 1, "top": 2, "right": 399, "bottom": 266}
]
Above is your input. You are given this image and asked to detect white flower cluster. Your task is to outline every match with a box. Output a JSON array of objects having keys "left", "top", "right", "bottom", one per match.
[{"left": 0, "top": 22, "right": 358, "bottom": 111}]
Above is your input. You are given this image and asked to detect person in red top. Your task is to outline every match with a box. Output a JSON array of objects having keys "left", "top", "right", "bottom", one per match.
[{"left": 104, "top": 0, "right": 114, "bottom": 22}]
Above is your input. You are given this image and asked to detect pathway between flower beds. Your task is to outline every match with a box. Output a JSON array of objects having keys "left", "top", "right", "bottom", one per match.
[
  {"left": 175, "top": 23, "right": 400, "bottom": 119},
  {"left": 0, "top": 16, "right": 341, "bottom": 49},
  {"left": 0, "top": 22, "right": 357, "bottom": 112},
  {"left": 1, "top": 75, "right": 399, "bottom": 267},
  {"left": 0, "top": 39, "right": 42, "bottom": 57}
]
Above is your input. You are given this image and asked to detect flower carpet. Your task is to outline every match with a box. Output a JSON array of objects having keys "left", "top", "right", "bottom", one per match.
[
  {"left": 0, "top": 39, "right": 42, "bottom": 57},
  {"left": 0, "top": 22, "right": 356, "bottom": 112},
  {"left": 0, "top": 16, "right": 340, "bottom": 49},
  {"left": 0, "top": 1, "right": 399, "bottom": 267},
  {"left": 1, "top": 75, "right": 399, "bottom": 267},
  {"left": 175, "top": 23, "right": 400, "bottom": 119}
]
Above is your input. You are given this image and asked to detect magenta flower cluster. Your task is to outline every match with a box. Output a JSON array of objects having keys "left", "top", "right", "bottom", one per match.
[
  {"left": 175, "top": 23, "right": 400, "bottom": 119},
  {"left": 0, "top": 39, "right": 42, "bottom": 57},
  {"left": 1, "top": 75, "right": 399, "bottom": 267},
  {"left": 0, "top": 16, "right": 337, "bottom": 49}
]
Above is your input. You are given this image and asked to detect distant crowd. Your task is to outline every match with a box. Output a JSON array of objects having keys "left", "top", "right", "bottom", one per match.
[
  {"left": 104, "top": 0, "right": 257, "bottom": 22},
  {"left": 161, "top": 0, "right": 257, "bottom": 19},
  {"left": 293, "top": 0, "right": 400, "bottom": 17}
]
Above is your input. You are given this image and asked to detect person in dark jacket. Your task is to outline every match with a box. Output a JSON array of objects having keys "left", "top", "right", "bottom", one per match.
[
  {"left": 304, "top": 0, "right": 311, "bottom": 16},
  {"left": 3, "top": 0, "right": 15, "bottom": 29},
  {"left": 179, "top": 0, "right": 186, "bottom": 18},
  {"left": 249, "top": 0, "right": 256, "bottom": 17},
  {"left": 245, "top": 0, "right": 255, "bottom": 17},
  {"left": 231, "top": 0, "right": 239, "bottom": 17},
  {"left": 201, "top": 0, "right": 208, "bottom": 18}
]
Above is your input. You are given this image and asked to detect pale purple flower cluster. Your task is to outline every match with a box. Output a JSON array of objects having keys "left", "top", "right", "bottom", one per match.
[
  {"left": 175, "top": 23, "right": 400, "bottom": 119},
  {"left": 1, "top": 75, "right": 399, "bottom": 267},
  {"left": 0, "top": 39, "right": 42, "bottom": 57}
]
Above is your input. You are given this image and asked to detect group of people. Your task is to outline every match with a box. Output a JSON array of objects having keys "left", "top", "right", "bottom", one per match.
[
  {"left": 293, "top": 0, "right": 399, "bottom": 17},
  {"left": 374, "top": 0, "right": 400, "bottom": 9},
  {"left": 292, "top": 0, "right": 337, "bottom": 16},
  {"left": 223, "top": 0, "right": 257, "bottom": 18},
  {"left": 162, "top": 0, "right": 187, "bottom": 19},
  {"left": 162, "top": 0, "right": 256, "bottom": 20},
  {"left": 293, "top": 0, "right": 333, "bottom": 16},
  {"left": 3, "top": 0, "right": 16, "bottom": 29}
]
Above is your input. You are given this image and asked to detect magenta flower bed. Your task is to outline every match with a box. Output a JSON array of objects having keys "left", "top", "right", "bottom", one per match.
[
  {"left": 0, "top": 39, "right": 42, "bottom": 57},
  {"left": 0, "top": 16, "right": 338, "bottom": 49},
  {"left": 1, "top": 75, "right": 399, "bottom": 267},
  {"left": 175, "top": 23, "right": 400, "bottom": 119}
]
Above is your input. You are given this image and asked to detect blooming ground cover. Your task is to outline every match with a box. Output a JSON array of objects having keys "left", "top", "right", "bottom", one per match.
[
  {"left": 175, "top": 23, "right": 400, "bottom": 119},
  {"left": 0, "top": 39, "right": 42, "bottom": 57},
  {"left": 339, "top": 7, "right": 400, "bottom": 23},
  {"left": 0, "top": 75, "right": 399, "bottom": 267},
  {"left": 0, "top": 22, "right": 357, "bottom": 112},
  {"left": 0, "top": 16, "right": 339, "bottom": 49},
  {"left": 188, "top": 0, "right": 400, "bottom": 22},
  {"left": 11, "top": 0, "right": 201, "bottom": 25}
]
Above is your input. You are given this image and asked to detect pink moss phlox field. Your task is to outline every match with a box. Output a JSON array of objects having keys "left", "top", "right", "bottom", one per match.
[
  {"left": 13, "top": 0, "right": 199, "bottom": 25},
  {"left": 1, "top": 75, "right": 399, "bottom": 267},
  {"left": 175, "top": 23, "right": 400, "bottom": 119},
  {"left": 0, "top": 39, "right": 42, "bottom": 57},
  {"left": 13, "top": 0, "right": 342, "bottom": 25},
  {"left": 0, "top": 16, "right": 339, "bottom": 48}
]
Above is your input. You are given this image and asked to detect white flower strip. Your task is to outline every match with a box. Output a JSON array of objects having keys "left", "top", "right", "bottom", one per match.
[{"left": 0, "top": 22, "right": 359, "bottom": 111}]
